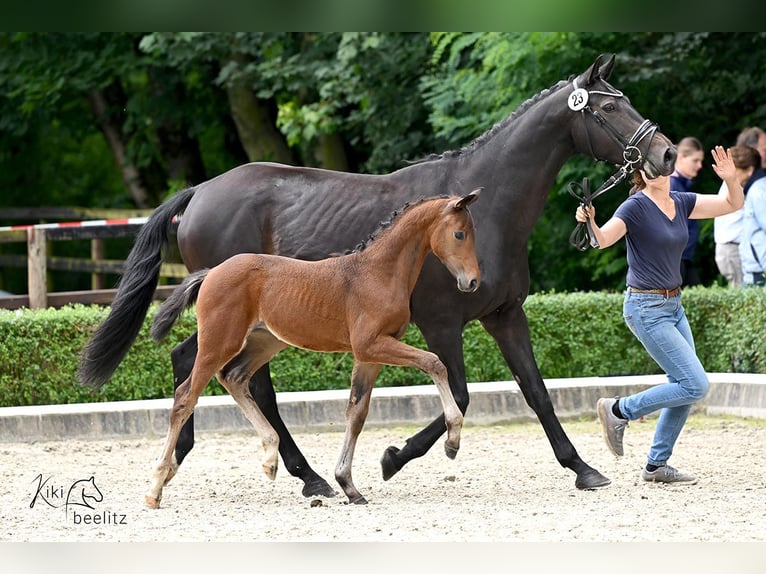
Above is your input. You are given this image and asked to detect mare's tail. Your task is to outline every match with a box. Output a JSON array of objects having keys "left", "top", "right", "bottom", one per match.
[
  {"left": 77, "top": 187, "right": 197, "bottom": 390},
  {"left": 150, "top": 270, "right": 208, "bottom": 342}
]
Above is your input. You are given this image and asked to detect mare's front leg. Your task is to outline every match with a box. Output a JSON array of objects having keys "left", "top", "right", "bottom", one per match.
[
  {"left": 480, "top": 303, "right": 611, "bottom": 490},
  {"left": 250, "top": 365, "right": 336, "bottom": 498},
  {"left": 380, "top": 323, "right": 468, "bottom": 481},
  {"left": 334, "top": 363, "right": 381, "bottom": 504}
]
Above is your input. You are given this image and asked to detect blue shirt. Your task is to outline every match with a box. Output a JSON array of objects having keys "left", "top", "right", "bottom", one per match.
[{"left": 614, "top": 190, "right": 698, "bottom": 290}]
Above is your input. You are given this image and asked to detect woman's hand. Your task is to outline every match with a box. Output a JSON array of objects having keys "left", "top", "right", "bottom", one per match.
[
  {"left": 691, "top": 145, "right": 744, "bottom": 218},
  {"left": 711, "top": 145, "right": 736, "bottom": 182},
  {"left": 575, "top": 204, "right": 595, "bottom": 223}
]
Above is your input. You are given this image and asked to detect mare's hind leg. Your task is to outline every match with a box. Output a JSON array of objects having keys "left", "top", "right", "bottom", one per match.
[{"left": 334, "top": 362, "right": 381, "bottom": 504}]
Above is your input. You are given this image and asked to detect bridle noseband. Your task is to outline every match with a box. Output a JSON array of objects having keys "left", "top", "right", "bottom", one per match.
[{"left": 567, "top": 78, "right": 660, "bottom": 250}]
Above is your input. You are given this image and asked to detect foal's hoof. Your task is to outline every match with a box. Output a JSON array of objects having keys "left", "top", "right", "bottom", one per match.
[
  {"left": 348, "top": 495, "right": 368, "bottom": 505},
  {"left": 144, "top": 494, "right": 161, "bottom": 509},
  {"left": 444, "top": 442, "right": 459, "bottom": 460},
  {"left": 380, "top": 446, "right": 403, "bottom": 481},
  {"left": 575, "top": 467, "right": 611, "bottom": 490},
  {"left": 263, "top": 463, "right": 278, "bottom": 481},
  {"left": 164, "top": 463, "right": 179, "bottom": 486}
]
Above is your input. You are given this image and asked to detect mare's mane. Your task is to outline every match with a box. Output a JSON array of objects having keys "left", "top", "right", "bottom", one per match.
[{"left": 410, "top": 78, "right": 570, "bottom": 165}]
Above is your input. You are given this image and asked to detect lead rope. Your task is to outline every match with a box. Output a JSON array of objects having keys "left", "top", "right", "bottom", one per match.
[{"left": 568, "top": 167, "right": 630, "bottom": 250}]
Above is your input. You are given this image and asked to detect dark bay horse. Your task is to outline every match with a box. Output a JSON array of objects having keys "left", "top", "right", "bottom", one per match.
[
  {"left": 79, "top": 54, "right": 677, "bottom": 494},
  {"left": 145, "top": 192, "right": 481, "bottom": 507}
]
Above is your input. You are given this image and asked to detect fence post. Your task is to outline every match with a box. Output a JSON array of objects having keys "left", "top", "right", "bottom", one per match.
[
  {"left": 27, "top": 227, "right": 47, "bottom": 309},
  {"left": 91, "top": 238, "right": 105, "bottom": 289}
]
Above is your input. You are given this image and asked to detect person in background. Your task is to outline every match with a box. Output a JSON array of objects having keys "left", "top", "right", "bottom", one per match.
[
  {"left": 713, "top": 127, "right": 766, "bottom": 286},
  {"left": 575, "top": 146, "right": 743, "bottom": 484},
  {"left": 735, "top": 145, "right": 766, "bottom": 286},
  {"left": 671, "top": 137, "right": 705, "bottom": 287}
]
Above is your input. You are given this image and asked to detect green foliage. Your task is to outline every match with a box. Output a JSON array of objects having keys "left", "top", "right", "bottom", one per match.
[
  {"left": 1, "top": 287, "right": 762, "bottom": 408},
  {"left": 3, "top": 32, "right": 766, "bottom": 296}
]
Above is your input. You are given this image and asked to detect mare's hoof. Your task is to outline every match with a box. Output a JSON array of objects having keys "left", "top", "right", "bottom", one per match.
[
  {"left": 302, "top": 478, "right": 337, "bottom": 498},
  {"left": 444, "top": 442, "right": 459, "bottom": 460},
  {"left": 349, "top": 495, "right": 368, "bottom": 505},
  {"left": 145, "top": 494, "right": 161, "bottom": 509},
  {"left": 380, "top": 445, "right": 403, "bottom": 481},
  {"left": 575, "top": 467, "right": 611, "bottom": 490}
]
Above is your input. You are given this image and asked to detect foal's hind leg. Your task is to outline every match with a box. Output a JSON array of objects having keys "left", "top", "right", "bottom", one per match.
[
  {"left": 217, "top": 376, "right": 280, "bottom": 481},
  {"left": 218, "top": 326, "right": 289, "bottom": 481},
  {"left": 249, "top": 365, "right": 337, "bottom": 498},
  {"left": 334, "top": 362, "right": 381, "bottom": 504},
  {"left": 145, "top": 366, "right": 215, "bottom": 509},
  {"left": 170, "top": 332, "right": 200, "bottom": 470}
]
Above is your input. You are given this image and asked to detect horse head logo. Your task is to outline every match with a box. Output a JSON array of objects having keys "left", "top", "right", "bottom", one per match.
[{"left": 65, "top": 476, "right": 103, "bottom": 518}]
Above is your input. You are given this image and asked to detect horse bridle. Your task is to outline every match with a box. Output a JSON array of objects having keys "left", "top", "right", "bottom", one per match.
[
  {"left": 567, "top": 78, "right": 660, "bottom": 250},
  {"left": 570, "top": 77, "right": 659, "bottom": 172}
]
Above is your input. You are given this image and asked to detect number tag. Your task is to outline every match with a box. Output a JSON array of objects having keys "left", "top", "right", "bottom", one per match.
[{"left": 568, "top": 88, "right": 589, "bottom": 111}]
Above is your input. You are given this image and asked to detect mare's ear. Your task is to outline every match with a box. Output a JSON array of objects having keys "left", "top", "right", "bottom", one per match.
[
  {"left": 581, "top": 53, "right": 607, "bottom": 87},
  {"left": 598, "top": 53, "right": 616, "bottom": 81},
  {"left": 453, "top": 187, "right": 482, "bottom": 210}
]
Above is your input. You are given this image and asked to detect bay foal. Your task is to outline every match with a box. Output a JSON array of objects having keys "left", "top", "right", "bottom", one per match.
[{"left": 146, "top": 190, "right": 481, "bottom": 507}]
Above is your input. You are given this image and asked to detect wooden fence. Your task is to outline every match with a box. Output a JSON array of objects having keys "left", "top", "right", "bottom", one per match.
[{"left": 0, "top": 207, "right": 187, "bottom": 310}]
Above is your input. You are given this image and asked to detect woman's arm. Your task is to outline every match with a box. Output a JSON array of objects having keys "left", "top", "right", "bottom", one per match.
[
  {"left": 691, "top": 145, "right": 744, "bottom": 219},
  {"left": 575, "top": 205, "right": 627, "bottom": 249}
]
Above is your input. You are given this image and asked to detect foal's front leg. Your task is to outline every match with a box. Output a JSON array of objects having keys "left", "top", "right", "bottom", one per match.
[
  {"left": 335, "top": 362, "right": 381, "bottom": 504},
  {"left": 357, "top": 337, "right": 464, "bottom": 458}
]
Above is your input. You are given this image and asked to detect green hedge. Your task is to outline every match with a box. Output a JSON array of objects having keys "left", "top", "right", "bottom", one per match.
[{"left": 1, "top": 286, "right": 763, "bottom": 407}]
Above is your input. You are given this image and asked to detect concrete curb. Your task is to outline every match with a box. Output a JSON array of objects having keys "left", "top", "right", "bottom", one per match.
[{"left": 0, "top": 373, "right": 764, "bottom": 442}]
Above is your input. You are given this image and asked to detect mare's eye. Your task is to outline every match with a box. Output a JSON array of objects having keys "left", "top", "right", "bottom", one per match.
[
  {"left": 603, "top": 102, "right": 616, "bottom": 112},
  {"left": 454, "top": 230, "right": 465, "bottom": 240}
]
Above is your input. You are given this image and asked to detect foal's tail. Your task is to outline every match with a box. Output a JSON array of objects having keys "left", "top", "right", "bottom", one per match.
[
  {"left": 151, "top": 270, "right": 209, "bottom": 342},
  {"left": 77, "top": 187, "right": 197, "bottom": 390}
]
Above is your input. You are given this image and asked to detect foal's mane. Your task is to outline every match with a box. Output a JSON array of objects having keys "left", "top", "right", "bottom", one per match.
[
  {"left": 410, "top": 78, "right": 570, "bottom": 165},
  {"left": 349, "top": 194, "right": 450, "bottom": 254}
]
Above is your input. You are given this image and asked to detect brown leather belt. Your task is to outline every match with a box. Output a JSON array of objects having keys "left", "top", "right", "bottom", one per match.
[{"left": 628, "top": 286, "right": 681, "bottom": 297}]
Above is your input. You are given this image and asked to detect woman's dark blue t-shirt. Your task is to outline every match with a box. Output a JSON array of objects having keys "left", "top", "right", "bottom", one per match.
[{"left": 614, "top": 190, "right": 698, "bottom": 290}]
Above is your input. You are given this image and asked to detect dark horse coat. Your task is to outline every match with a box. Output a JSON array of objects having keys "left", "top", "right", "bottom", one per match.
[{"left": 79, "top": 54, "right": 677, "bottom": 493}]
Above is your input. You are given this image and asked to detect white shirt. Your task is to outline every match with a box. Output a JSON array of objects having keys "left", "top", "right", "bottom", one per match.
[{"left": 713, "top": 182, "right": 744, "bottom": 244}]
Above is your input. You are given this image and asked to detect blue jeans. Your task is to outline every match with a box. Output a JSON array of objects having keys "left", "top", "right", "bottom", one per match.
[{"left": 620, "top": 291, "right": 709, "bottom": 466}]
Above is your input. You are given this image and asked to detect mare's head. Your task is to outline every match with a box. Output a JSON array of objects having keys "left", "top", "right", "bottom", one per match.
[
  {"left": 567, "top": 54, "right": 676, "bottom": 178},
  {"left": 430, "top": 188, "right": 481, "bottom": 293}
]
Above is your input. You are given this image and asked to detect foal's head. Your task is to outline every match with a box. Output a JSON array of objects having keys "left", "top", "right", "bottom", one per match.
[{"left": 430, "top": 188, "right": 481, "bottom": 293}]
